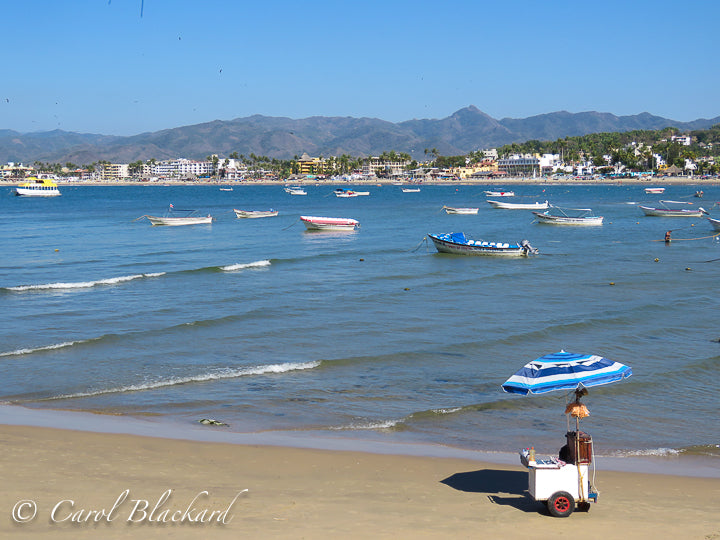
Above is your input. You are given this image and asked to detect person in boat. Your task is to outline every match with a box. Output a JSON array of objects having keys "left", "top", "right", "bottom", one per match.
[{"left": 665, "top": 230, "right": 672, "bottom": 244}]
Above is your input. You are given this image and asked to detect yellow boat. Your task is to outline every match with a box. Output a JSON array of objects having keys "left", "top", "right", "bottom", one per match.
[{"left": 15, "top": 177, "right": 61, "bottom": 197}]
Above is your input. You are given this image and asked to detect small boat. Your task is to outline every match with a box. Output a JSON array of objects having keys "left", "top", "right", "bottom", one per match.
[
  {"left": 708, "top": 217, "right": 720, "bottom": 231},
  {"left": 428, "top": 232, "right": 537, "bottom": 256},
  {"left": 532, "top": 206, "right": 604, "bottom": 226},
  {"left": 219, "top": 187, "right": 234, "bottom": 191},
  {"left": 644, "top": 187, "right": 666, "bottom": 194},
  {"left": 639, "top": 200, "right": 708, "bottom": 217},
  {"left": 285, "top": 186, "right": 307, "bottom": 195},
  {"left": 695, "top": 190, "right": 704, "bottom": 198},
  {"left": 487, "top": 200, "right": 549, "bottom": 210},
  {"left": 443, "top": 206, "right": 479, "bottom": 215},
  {"left": 402, "top": 188, "right": 421, "bottom": 193},
  {"left": 234, "top": 209, "right": 279, "bottom": 219},
  {"left": 484, "top": 190, "right": 515, "bottom": 197},
  {"left": 141, "top": 205, "right": 213, "bottom": 226},
  {"left": 300, "top": 215, "right": 359, "bottom": 231},
  {"left": 15, "top": 177, "right": 61, "bottom": 197},
  {"left": 334, "top": 188, "right": 370, "bottom": 197}
]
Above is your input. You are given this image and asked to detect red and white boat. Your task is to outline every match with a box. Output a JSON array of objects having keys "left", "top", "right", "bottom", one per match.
[{"left": 300, "top": 216, "right": 359, "bottom": 231}]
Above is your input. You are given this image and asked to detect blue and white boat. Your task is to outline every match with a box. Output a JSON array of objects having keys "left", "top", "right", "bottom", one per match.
[{"left": 428, "top": 232, "right": 537, "bottom": 256}]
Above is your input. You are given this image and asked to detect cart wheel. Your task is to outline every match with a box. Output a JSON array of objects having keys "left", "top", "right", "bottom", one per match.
[
  {"left": 577, "top": 502, "right": 591, "bottom": 512},
  {"left": 547, "top": 491, "right": 575, "bottom": 517}
]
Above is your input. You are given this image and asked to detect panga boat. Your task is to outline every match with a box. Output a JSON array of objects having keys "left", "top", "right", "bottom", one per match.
[
  {"left": 141, "top": 205, "right": 213, "bottom": 226},
  {"left": 707, "top": 217, "right": 720, "bottom": 231},
  {"left": 487, "top": 199, "right": 549, "bottom": 210},
  {"left": 402, "top": 187, "right": 421, "bottom": 193},
  {"left": 234, "top": 209, "right": 279, "bottom": 219},
  {"left": 15, "top": 177, "right": 61, "bottom": 197},
  {"left": 428, "top": 232, "right": 537, "bottom": 256},
  {"left": 334, "top": 188, "right": 370, "bottom": 197},
  {"left": 284, "top": 186, "right": 307, "bottom": 195},
  {"left": 443, "top": 206, "right": 479, "bottom": 215},
  {"left": 484, "top": 190, "right": 515, "bottom": 197},
  {"left": 644, "top": 187, "right": 666, "bottom": 194},
  {"left": 532, "top": 206, "right": 604, "bottom": 226},
  {"left": 639, "top": 200, "right": 708, "bottom": 217},
  {"left": 300, "top": 215, "right": 359, "bottom": 231}
]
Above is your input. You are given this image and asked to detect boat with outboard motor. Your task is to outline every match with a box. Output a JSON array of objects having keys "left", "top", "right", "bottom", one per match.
[
  {"left": 428, "top": 232, "right": 537, "bottom": 256},
  {"left": 443, "top": 206, "right": 479, "bottom": 215},
  {"left": 639, "top": 200, "right": 707, "bottom": 217},
  {"left": 532, "top": 205, "right": 604, "bottom": 226},
  {"left": 234, "top": 209, "right": 279, "bottom": 218}
]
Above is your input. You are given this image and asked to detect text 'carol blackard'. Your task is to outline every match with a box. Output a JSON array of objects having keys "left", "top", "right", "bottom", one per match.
[{"left": 12, "top": 489, "right": 249, "bottom": 525}]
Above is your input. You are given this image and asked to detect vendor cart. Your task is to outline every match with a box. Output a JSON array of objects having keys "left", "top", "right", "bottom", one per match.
[
  {"left": 519, "top": 431, "right": 598, "bottom": 517},
  {"left": 501, "top": 351, "right": 632, "bottom": 518}
]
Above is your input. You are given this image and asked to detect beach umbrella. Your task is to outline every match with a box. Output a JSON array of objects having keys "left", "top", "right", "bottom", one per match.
[{"left": 501, "top": 351, "right": 632, "bottom": 396}]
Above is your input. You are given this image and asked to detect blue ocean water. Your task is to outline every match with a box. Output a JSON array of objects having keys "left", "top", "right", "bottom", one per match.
[{"left": 1, "top": 183, "right": 718, "bottom": 461}]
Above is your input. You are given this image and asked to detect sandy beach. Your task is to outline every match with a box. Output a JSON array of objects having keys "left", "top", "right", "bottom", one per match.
[{"left": 1, "top": 424, "right": 718, "bottom": 539}]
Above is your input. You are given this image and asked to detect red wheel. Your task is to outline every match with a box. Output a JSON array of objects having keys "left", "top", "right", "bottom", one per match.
[{"left": 547, "top": 491, "right": 575, "bottom": 517}]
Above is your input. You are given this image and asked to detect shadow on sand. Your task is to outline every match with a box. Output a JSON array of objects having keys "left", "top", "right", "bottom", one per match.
[{"left": 441, "top": 469, "right": 545, "bottom": 514}]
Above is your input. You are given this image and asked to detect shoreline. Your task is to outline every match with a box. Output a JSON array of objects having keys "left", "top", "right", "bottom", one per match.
[
  {"left": 1, "top": 404, "right": 717, "bottom": 479},
  {"left": 3, "top": 176, "right": 719, "bottom": 187}
]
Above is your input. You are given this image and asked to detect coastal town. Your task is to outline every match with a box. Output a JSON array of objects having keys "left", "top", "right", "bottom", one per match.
[{"left": 2, "top": 129, "right": 718, "bottom": 185}]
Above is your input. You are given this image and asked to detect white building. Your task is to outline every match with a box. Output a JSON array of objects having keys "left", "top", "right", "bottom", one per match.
[{"left": 671, "top": 135, "right": 691, "bottom": 146}]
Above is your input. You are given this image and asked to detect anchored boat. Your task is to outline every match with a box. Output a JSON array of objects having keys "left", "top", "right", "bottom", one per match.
[
  {"left": 532, "top": 206, "right": 604, "bottom": 226},
  {"left": 487, "top": 200, "right": 549, "bottom": 210},
  {"left": 639, "top": 200, "right": 707, "bottom": 217},
  {"left": 300, "top": 216, "right": 359, "bottom": 231},
  {"left": 428, "top": 232, "right": 537, "bottom": 256}
]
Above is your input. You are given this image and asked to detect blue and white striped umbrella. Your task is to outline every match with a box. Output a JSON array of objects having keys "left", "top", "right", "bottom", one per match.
[{"left": 501, "top": 351, "right": 632, "bottom": 395}]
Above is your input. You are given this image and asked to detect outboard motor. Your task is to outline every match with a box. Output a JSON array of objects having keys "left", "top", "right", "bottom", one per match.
[{"left": 520, "top": 239, "right": 538, "bottom": 255}]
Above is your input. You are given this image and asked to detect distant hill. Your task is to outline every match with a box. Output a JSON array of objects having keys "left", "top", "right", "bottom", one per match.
[{"left": 1, "top": 106, "right": 718, "bottom": 164}]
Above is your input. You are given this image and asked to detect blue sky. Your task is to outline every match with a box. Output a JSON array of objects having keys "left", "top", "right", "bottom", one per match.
[{"left": 2, "top": 0, "right": 718, "bottom": 135}]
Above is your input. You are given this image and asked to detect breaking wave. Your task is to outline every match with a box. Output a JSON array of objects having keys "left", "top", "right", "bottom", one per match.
[
  {"left": 220, "top": 260, "right": 271, "bottom": 271},
  {"left": 4, "top": 272, "right": 166, "bottom": 292},
  {"left": 0, "top": 341, "right": 80, "bottom": 357},
  {"left": 42, "top": 361, "right": 321, "bottom": 401}
]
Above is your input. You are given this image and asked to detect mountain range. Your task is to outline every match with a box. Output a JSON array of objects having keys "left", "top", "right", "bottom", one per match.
[{"left": 2, "top": 106, "right": 718, "bottom": 165}]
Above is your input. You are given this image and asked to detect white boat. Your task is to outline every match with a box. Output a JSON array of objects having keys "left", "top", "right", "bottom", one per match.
[
  {"left": 443, "top": 206, "right": 479, "bottom": 215},
  {"left": 402, "top": 188, "right": 421, "bottom": 193},
  {"left": 146, "top": 215, "right": 213, "bottom": 226},
  {"left": 532, "top": 206, "right": 604, "bottom": 226},
  {"left": 141, "top": 205, "right": 213, "bottom": 226},
  {"left": 428, "top": 232, "right": 537, "bottom": 256},
  {"left": 708, "top": 217, "right": 720, "bottom": 231},
  {"left": 487, "top": 200, "right": 549, "bottom": 210},
  {"left": 484, "top": 190, "right": 515, "bottom": 197},
  {"left": 639, "top": 200, "right": 707, "bottom": 217},
  {"left": 300, "top": 216, "right": 359, "bottom": 231},
  {"left": 234, "top": 209, "right": 278, "bottom": 219},
  {"left": 285, "top": 186, "right": 307, "bottom": 195},
  {"left": 334, "top": 188, "right": 370, "bottom": 197},
  {"left": 15, "top": 177, "right": 61, "bottom": 197},
  {"left": 219, "top": 187, "right": 234, "bottom": 191},
  {"left": 644, "top": 187, "right": 666, "bottom": 194}
]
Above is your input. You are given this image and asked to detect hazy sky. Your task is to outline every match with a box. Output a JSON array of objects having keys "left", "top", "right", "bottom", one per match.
[{"left": 3, "top": 0, "right": 718, "bottom": 135}]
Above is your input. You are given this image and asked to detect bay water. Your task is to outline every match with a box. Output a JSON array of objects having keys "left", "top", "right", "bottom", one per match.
[{"left": 1, "top": 183, "right": 718, "bottom": 464}]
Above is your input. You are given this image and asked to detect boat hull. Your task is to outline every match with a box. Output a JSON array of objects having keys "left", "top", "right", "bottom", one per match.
[
  {"left": 708, "top": 218, "right": 720, "bottom": 231},
  {"left": 444, "top": 207, "right": 479, "bottom": 214},
  {"left": 487, "top": 200, "right": 549, "bottom": 209},
  {"left": 234, "top": 209, "right": 278, "bottom": 218},
  {"left": 484, "top": 191, "right": 515, "bottom": 197},
  {"left": 532, "top": 212, "right": 604, "bottom": 226},
  {"left": 639, "top": 206, "right": 704, "bottom": 217},
  {"left": 428, "top": 233, "right": 532, "bottom": 256},
  {"left": 147, "top": 216, "right": 213, "bottom": 226},
  {"left": 15, "top": 187, "right": 61, "bottom": 197},
  {"left": 300, "top": 216, "right": 359, "bottom": 231}
]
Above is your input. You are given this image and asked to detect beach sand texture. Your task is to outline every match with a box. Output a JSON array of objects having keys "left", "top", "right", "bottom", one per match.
[{"left": 1, "top": 425, "right": 718, "bottom": 539}]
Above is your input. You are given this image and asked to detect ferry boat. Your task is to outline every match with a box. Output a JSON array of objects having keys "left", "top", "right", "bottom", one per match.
[{"left": 15, "top": 177, "right": 61, "bottom": 197}]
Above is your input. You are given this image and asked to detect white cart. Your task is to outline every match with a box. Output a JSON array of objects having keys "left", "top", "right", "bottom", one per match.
[{"left": 519, "top": 431, "right": 598, "bottom": 517}]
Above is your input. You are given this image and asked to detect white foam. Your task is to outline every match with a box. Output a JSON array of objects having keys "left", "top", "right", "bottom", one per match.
[
  {"left": 0, "top": 341, "right": 79, "bottom": 357},
  {"left": 46, "top": 361, "right": 321, "bottom": 400},
  {"left": 221, "top": 260, "right": 271, "bottom": 272},
  {"left": 7, "top": 272, "right": 165, "bottom": 291},
  {"left": 330, "top": 419, "right": 402, "bottom": 431}
]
